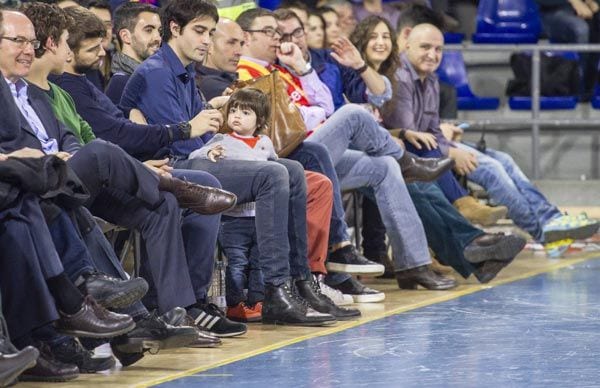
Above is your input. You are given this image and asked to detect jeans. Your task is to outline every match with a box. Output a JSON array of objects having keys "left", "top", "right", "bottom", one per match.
[
  {"left": 288, "top": 141, "right": 349, "bottom": 245},
  {"left": 407, "top": 182, "right": 484, "bottom": 278},
  {"left": 305, "top": 105, "right": 430, "bottom": 270},
  {"left": 174, "top": 158, "right": 292, "bottom": 286},
  {"left": 459, "top": 143, "right": 561, "bottom": 241},
  {"left": 219, "top": 216, "right": 265, "bottom": 307},
  {"left": 405, "top": 143, "right": 467, "bottom": 203}
]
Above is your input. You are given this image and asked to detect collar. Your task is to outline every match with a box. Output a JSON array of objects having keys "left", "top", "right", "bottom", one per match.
[
  {"left": 196, "top": 64, "right": 238, "bottom": 82},
  {"left": 400, "top": 53, "right": 436, "bottom": 84},
  {"left": 240, "top": 55, "right": 270, "bottom": 68},
  {"left": 111, "top": 51, "right": 141, "bottom": 76},
  {"left": 160, "top": 43, "right": 195, "bottom": 84},
  {"left": 5, "top": 77, "right": 28, "bottom": 97}
]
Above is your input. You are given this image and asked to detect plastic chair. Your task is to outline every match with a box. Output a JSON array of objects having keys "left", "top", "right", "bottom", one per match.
[
  {"left": 258, "top": 0, "right": 281, "bottom": 10},
  {"left": 508, "top": 51, "right": 579, "bottom": 110},
  {"left": 473, "top": 0, "right": 541, "bottom": 43},
  {"left": 437, "top": 50, "right": 500, "bottom": 110}
]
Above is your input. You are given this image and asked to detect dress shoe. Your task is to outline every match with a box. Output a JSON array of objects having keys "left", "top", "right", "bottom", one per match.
[
  {"left": 110, "top": 311, "right": 198, "bottom": 355},
  {"left": 262, "top": 280, "right": 337, "bottom": 326},
  {"left": 463, "top": 233, "right": 526, "bottom": 264},
  {"left": 395, "top": 265, "right": 458, "bottom": 290},
  {"left": 0, "top": 346, "right": 38, "bottom": 387},
  {"left": 473, "top": 258, "right": 515, "bottom": 284},
  {"left": 453, "top": 196, "right": 508, "bottom": 226},
  {"left": 19, "top": 344, "right": 78, "bottom": 383},
  {"left": 295, "top": 276, "right": 361, "bottom": 321},
  {"left": 159, "top": 176, "right": 237, "bottom": 215},
  {"left": 51, "top": 337, "right": 115, "bottom": 373},
  {"left": 55, "top": 296, "right": 135, "bottom": 338},
  {"left": 398, "top": 152, "right": 455, "bottom": 183},
  {"left": 77, "top": 271, "right": 148, "bottom": 310},
  {"left": 161, "top": 307, "right": 222, "bottom": 348}
]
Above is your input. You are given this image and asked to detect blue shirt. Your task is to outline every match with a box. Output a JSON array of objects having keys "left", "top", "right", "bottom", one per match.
[
  {"left": 6, "top": 78, "right": 58, "bottom": 154},
  {"left": 121, "top": 44, "right": 211, "bottom": 158}
]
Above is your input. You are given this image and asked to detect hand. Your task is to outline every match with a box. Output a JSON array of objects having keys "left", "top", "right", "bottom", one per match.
[
  {"left": 0, "top": 154, "right": 7, "bottom": 162},
  {"left": 53, "top": 151, "right": 72, "bottom": 161},
  {"left": 439, "top": 122, "right": 464, "bottom": 142},
  {"left": 330, "top": 37, "right": 365, "bottom": 69},
  {"left": 208, "top": 95, "right": 230, "bottom": 109},
  {"left": 207, "top": 145, "right": 225, "bottom": 162},
  {"left": 570, "top": 0, "right": 594, "bottom": 18},
  {"left": 404, "top": 130, "right": 438, "bottom": 150},
  {"left": 448, "top": 147, "right": 478, "bottom": 175},
  {"left": 277, "top": 42, "right": 307, "bottom": 74},
  {"left": 129, "top": 108, "right": 148, "bottom": 124},
  {"left": 8, "top": 147, "right": 45, "bottom": 158},
  {"left": 144, "top": 158, "right": 173, "bottom": 178},
  {"left": 222, "top": 87, "right": 234, "bottom": 96},
  {"left": 189, "top": 109, "right": 223, "bottom": 138},
  {"left": 585, "top": 0, "right": 599, "bottom": 13}
]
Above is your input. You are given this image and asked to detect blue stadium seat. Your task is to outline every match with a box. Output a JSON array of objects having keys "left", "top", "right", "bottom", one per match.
[
  {"left": 437, "top": 50, "right": 500, "bottom": 110},
  {"left": 258, "top": 0, "right": 281, "bottom": 10},
  {"left": 509, "top": 51, "right": 579, "bottom": 110},
  {"left": 473, "top": 0, "right": 541, "bottom": 43},
  {"left": 444, "top": 32, "right": 464, "bottom": 44},
  {"left": 591, "top": 86, "right": 600, "bottom": 109}
]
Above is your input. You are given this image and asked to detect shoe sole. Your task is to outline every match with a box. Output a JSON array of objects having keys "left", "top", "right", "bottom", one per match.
[
  {"left": 19, "top": 372, "right": 79, "bottom": 383},
  {"left": 97, "top": 283, "right": 149, "bottom": 310},
  {"left": 351, "top": 293, "right": 385, "bottom": 303},
  {"left": 114, "top": 331, "right": 199, "bottom": 353},
  {"left": 543, "top": 223, "right": 599, "bottom": 244},
  {"left": 77, "top": 357, "right": 116, "bottom": 373},
  {"left": 464, "top": 235, "right": 527, "bottom": 264},
  {"left": 186, "top": 340, "right": 222, "bottom": 348},
  {"left": 226, "top": 315, "right": 262, "bottom": 323},
  {"left": 474, "top": 257, "right": 515, "bottom": 284},
  {"left": 261, "top": 318, "right": 337, "bottom": 327},
  {"left": 57, "top": 321, "right": 136, "bottom": 339},
  {"left": 1, "top": 350, "right": 39, "bottom": 386},
  {"left": 210, "top": 328, "right": 248, "bottom": 338},
  {"left": 333, "top": 313, "right": 362, "bottom": 321},
  {"left": 326, "top": 262, "right": 385, "bottom": 276}
]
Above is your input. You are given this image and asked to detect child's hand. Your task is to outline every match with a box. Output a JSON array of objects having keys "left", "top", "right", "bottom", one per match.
[{"left": 207, "top": 145, "right": 226, "bottom": 162}]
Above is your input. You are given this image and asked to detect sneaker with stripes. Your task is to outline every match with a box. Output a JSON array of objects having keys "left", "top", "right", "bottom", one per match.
[{"left": 189, "top": 304, "right": 247, "bottom": 338}]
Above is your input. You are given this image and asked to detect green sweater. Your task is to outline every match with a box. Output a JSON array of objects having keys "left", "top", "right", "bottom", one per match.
[{"left": 48, "top": 82, "right": 96, "bottom": 145}]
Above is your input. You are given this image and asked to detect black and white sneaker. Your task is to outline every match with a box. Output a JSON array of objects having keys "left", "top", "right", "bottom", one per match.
[
  {"left": 326, "top": 246, "right": 385, "bottom": 276},
  {"left": 189, "top": 304, "right": 247, "bottom": 338},
  {"left": 51, "top": 337, "right": 115, "bottom": 373},
  {"left": 329, "top": 277, "right": 385, "bottom": 303}
]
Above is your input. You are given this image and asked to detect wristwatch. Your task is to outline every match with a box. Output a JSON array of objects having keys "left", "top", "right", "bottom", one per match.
[{"left": 297, "top": 62, "right": 313, "bottom": 76}]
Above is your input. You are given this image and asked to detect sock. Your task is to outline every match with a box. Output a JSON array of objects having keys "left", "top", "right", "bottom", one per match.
[{"left": 46, "top": 272, "right": 85, "bottom": 315}]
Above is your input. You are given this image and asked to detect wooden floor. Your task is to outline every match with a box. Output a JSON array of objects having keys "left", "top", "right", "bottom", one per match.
[{"left": 18, "top": 207, "right": 600, "bottom": 388}]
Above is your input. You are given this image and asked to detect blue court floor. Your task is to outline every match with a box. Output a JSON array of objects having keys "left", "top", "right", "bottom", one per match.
[{"left": 158, "top": 259, "right": 600, "bottom": 388}]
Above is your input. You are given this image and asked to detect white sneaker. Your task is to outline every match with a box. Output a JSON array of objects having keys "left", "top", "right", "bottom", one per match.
[{"left": 317, "top": 276, "right": 353, "bottom": 306}]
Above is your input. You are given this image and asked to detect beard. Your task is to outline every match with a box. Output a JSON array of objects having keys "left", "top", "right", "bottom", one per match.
[{"left": 73, "top": 57, "right": 101, "bottom": 74}]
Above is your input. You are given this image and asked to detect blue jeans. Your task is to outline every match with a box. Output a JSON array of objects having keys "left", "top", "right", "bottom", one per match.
[
  {"left": 405, "top": 143, "right": 467, "bottom": 203},
  {"left": 175, "top": 158, "right": 294, "bottom": 286},
  {"left": 458, "top": 143, "right": 561, "bottom": 241},
  {"left": 219, "top": 216, "right": 265, "bottom": 306},
  {"left": 306, "top": 105, "right": 430, "bottom": 271}
]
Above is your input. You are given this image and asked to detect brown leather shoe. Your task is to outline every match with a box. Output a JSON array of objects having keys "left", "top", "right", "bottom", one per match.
[
  {"left": 55, "top": 296, "right": 135, "bottom": 339},
  {"left": 395, "top": 265, "right": 458, "bottom": 290},
  {"left": 398, "top": 152, "right": 455, "bottom": 183},
  {"left": 159, "top": 177, "right": 237, "bottom": 215}
]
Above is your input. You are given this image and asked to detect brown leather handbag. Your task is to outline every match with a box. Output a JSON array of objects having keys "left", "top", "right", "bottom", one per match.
[{"left": 220, "top": 70, "right": 307, "bottom": 157}]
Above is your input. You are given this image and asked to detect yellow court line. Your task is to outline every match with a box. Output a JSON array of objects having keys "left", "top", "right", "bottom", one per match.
[{"left": 139, "top": 256, "right": 598, "bottom": 388}]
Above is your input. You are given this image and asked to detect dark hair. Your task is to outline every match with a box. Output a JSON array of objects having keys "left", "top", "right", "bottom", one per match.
[
  {"left": 235, "top": 8, "right": 273, "bottom": 31},
  {"left": 273, "top": 8, "right": 303, "bottom": 29},
  {"left": 315, "top": 6, "right": 337, "bottom": 17},
  {"left": 307, "top": 11, "right": 327, "bottom": 47},
  {"left": 113, "top": 2, "right": 158, "bottom": 46},
  {"left": 86, "top": 0, "right": 110, "bottom": 11},
  {"left": 397, "top": 4, "right": 445, "bottom": 32},
  {"left": 278, "top": 0, "right": 308, "bottom": 13},
  {"left": 20, "top": 2, "right": 71, "bottom": 58},
  {"left": 227, "top": 88, "right": 270, "bottom": 134},
  {"left": 63, "top": 6, "right": 106, "bottom": 52},
  {"left": 351, "top": 15, "right": 399, "bottom": 96},
  {"left": 160, "top": 0, "right": 218, "bottom": 42}
]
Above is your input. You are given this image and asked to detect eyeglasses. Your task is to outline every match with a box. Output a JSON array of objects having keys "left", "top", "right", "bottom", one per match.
[
  {"left": 244, "top": 27, "right": 282, "bottom": 38},
  {"left": 0, "top": 36, "right": 41, "bottom": 50},
  {"left": 280, "top": 27, "right": 305, "bottom": 42}
]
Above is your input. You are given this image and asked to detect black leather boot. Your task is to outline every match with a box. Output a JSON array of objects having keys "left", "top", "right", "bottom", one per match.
[
  {"left": 395, "top": 265, "right": 457, "bottom": 290},
  {"left": 295, "top": 276, "right": 361, "bottom": 321},
  {"left": 262, "top": 280, "right": 337, "bottom": 326},
  {"left": 398, "top": 152, "right": 455, "bottom": 183}
]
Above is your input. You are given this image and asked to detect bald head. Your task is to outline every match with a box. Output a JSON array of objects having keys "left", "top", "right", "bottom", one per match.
[
  {"left": 405, "top": 23, "right": 444, "bottom": 79},
  {"left": 0, "top": 11, "right": 36, "bottom": 82},
  {"left": 206, "top": 18, "right": 244, "bottom": 72}
]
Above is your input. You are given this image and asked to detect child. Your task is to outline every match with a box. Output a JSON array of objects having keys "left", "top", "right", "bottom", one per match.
[{"left": 190, "top": 88, "right": 275, "bottom": 322}]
